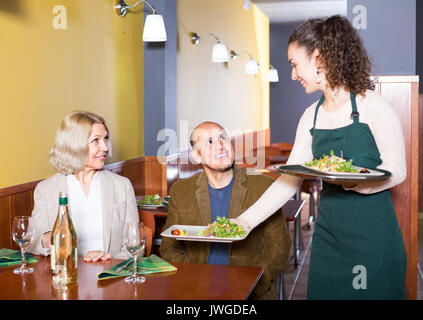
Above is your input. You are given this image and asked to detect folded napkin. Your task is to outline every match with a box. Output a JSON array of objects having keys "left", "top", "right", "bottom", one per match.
[
  {"left": 97, "top": 254, "right": 177, "bottom": 280},
  {"left": 0, "top": 248, "right": 38, "bottom": 267}
]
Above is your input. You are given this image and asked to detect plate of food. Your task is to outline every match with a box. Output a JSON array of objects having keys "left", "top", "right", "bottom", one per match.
[
  {"left": 277, "top": 151, "right": 391, "bottom": 182},
  {"left": 137, "top": 194, "right": 165, "bottom": 209},
  {"left": 301, "top": 151, "right": 384, "bottom": 176},
  {"left": 161, "top": 217, "right": 250, "bottom": 243}
]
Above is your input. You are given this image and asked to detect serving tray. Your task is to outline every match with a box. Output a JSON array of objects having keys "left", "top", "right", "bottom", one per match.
[{"left": 277, "top": 165, "right": 391, "bottom": 183}]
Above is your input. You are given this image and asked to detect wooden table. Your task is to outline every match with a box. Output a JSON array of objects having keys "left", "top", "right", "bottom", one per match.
[{"left": 0, "top": 256, "right": 263, "bottom": 300}]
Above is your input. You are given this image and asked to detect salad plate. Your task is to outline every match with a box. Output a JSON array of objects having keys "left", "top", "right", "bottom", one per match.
[
  {"left": 301, "top": 151, "right": 384, "bottom": 177},
  {"left": 277, "top": 150, "right": 391, "bottom": 182},
  {"left": 299, "top": 164, "right": 385, "bottom": 177},
  {"left": 161, "top": 224, "right": 250, "bottom": 243},
  {"left": 137, "top": 194, "right": 165, "bottom": 209}
]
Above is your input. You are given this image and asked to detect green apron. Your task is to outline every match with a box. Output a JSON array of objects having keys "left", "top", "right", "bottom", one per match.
[{"left": 307, "top": 92, "right": 407, "bottom": 299}]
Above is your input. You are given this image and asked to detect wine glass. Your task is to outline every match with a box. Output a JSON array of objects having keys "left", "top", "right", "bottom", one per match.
[
  {"left": 123, "top": 221, "right": 146, "bottom": 284},
  {"left": 12, "top": 216, "right": 34, "bottom": 274}
]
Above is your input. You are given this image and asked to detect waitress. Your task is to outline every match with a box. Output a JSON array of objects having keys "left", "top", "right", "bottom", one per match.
[{"left": 235, "top": 15, "right": 407, "bottom": 299}]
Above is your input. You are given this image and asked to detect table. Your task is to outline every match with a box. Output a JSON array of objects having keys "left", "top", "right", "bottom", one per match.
[{"left": 0, "top": 256, "right": 263, "bottom": 300}]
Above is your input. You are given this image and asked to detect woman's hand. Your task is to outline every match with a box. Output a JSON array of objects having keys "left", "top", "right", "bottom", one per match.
[
  {"left": 41, "top": 232, "right": 51, "bottom": 249},
  {"left": 83, "top": 250, "right": 112, "bottom": 262},
  {"left": 230, "top": 218, "right": 252, "bottom": 231}
]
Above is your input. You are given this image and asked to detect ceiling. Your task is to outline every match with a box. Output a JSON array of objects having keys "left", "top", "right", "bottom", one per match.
[{"left": 250, "top": 0, "right": 347, "bottom": 23}]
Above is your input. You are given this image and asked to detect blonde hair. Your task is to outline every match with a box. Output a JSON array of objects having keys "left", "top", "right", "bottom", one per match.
[{"left": 49, "top": 111, "right": 111, "bottom": 174}]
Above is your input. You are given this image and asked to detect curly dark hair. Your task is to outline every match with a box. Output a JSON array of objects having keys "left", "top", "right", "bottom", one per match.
[{"left": 288, "top": 15, "right": 374, "bottom": 95}]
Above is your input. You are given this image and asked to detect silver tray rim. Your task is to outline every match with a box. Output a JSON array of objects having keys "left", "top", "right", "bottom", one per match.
[{"left": 277, "top": 165, "right": 391, "bottom": 182}]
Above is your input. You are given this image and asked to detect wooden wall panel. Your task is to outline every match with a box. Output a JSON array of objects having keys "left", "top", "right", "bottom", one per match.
[
  {"left": 10, "top": 191, "right": 33, "bottom": 250},
  {"left": 0, "top": 184, "right": 37, "bottom": 250},
  {"left": 138, "top": 157, "right": 167, "bottom": 198},
  {"left": 10, "top": 191, "right": 33, "bottom": 219},
  {"left": 105, "top": 156, "right": 168, "bottom": 198},
  {"left": 378, "top": 76, "right": 419, "bottom": 300},
  {"left": 0, "top": 197, "right": 10, "bottom": 249},
  {"left": 419, "top": 94, "right": 423, "bottom": 212}
]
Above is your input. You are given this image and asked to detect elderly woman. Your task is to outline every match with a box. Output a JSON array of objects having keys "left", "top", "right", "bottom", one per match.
[{"left": 27, "top": 111, "right": 139, "bottom": 261}]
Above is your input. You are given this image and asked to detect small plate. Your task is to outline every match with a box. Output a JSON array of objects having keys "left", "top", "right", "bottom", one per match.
[
  {"left": 137, "top": 195, "right": 164, "bottom": 209},
  {"left": 161, "top": 225, "right": 250, "bottom": 243}
]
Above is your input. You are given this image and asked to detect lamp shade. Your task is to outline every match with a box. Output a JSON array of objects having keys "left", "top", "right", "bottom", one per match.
[
  {"left": 245, "top": 59, "right": 259, "bottom": 75},
  {"left": 142, "top": 14, "right": 167, "bottom": 42},
  {"left": 212, "top": 42, "right": 229, "bottom": 63},
  {"left": 268, "top": 68, "right": 279, "bottom": 82}
]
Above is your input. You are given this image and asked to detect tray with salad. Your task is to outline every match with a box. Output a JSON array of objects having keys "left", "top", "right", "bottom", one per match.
[
  {"left": 161, "top": 217, "right": 249, "bottom": 243},
  {"left": 277, "top": 150, "right": 391, "bottom": 182}
]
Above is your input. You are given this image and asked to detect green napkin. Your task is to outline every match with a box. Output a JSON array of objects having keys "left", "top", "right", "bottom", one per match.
[
  {"left": 0, "top": 248, "right": 38, "bottom": 267},
  {"left": 97, "top": 254, "right": 177, "bottom": 280}
]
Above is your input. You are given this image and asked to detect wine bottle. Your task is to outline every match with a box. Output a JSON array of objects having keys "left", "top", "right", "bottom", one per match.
[{"left": 51, "top": 191, "right": 78, "bottom": 287}]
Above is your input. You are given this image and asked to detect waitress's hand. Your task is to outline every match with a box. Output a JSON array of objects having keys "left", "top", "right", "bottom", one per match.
[
  {"left": 83, "top": 250, "right": 112, "bottom": 262},
  {"left": 230, "top": 218, "right": 252, "bottom": 231}
]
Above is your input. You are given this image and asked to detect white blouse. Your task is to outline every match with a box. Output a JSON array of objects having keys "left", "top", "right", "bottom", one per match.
[
  {"left": 239, "top": 90, "right": 407, "bottom": 229},
  {"left": 67, "top": 172, "right": 104, "bottom": 256}
]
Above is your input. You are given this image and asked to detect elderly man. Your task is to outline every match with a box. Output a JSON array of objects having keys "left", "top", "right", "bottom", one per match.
[{"left": 160, "top": 121, "right": 291, "bottom": 300}]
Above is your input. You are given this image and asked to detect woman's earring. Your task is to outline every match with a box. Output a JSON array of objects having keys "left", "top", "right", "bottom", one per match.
[{"left": 316, "top": 70, "right": 321, "bottom": 84}]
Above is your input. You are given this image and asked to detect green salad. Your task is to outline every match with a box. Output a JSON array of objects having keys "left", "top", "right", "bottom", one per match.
[
  {"left": 198, "top": 217, "right": 246, "bottom": 238},
  {"left": 305, "top": 150, "right": 358, "bottom": 173},
  {"left": 137, "top": 194, "right": 162, "bottom": 206}
]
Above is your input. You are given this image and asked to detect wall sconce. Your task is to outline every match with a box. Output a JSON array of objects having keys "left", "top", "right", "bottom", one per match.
[
  {"left": 243, "top": 0, "right": 252, "bottom": 10},
  {"left": 230, "top": 50, "right": 260, "bottom": 75},
  {"left": 190, "top": 32, "right": 229, "bottom": 63},
  {"left": 114, "top": 0, "right": 167, "bottom": 42},
  {"left": 268, "top": 65, "right": 279, "bottom": 82}
]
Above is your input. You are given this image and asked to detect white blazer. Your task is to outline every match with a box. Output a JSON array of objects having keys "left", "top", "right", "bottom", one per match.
[{"left": 27, "top": 170, "right": 139, "bottom": 259}]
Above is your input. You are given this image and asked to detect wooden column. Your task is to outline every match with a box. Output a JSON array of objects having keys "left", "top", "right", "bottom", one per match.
[
  {"left": 419, "top": 94, "right": 423, "bottom": 212},
  {"left": 374, "top": 75, "right": 419, "bottom": 300}
]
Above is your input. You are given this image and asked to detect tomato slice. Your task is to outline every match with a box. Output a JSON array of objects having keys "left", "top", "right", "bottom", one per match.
[{"left": 171, "top": 229, "right": 181, "bottom": 235}]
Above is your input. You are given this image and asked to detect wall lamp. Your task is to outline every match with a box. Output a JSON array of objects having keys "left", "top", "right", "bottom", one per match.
[
  {"left": 114, "top": 0, "right": 167, "bottom": 42},
  {"left": 230, "top": 50, "right": 260, "bottom": 75},
  {"left": 268, "top": 64, "right": 279, "bottom": 82},
  {"left": 190, "top": 32, "right": 229, "bottom": 63}
]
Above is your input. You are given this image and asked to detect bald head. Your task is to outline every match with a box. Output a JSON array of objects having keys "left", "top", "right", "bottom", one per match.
[
  {"left": 189, "top": 121, "right": 234, "bottom": 173},
  {"left": 190, "top": 121, "right": 224, "bottom": 148}
]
